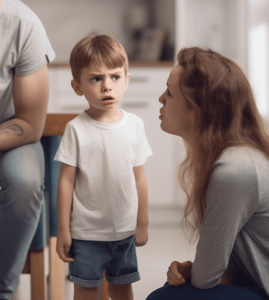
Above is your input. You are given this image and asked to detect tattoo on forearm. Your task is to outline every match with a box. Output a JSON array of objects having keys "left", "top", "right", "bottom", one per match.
[{"left": 0, "top": 123, "right": 24, "bottom": 137}]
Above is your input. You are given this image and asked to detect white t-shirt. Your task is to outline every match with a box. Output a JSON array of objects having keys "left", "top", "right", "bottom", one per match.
[{"left": 55, "top": 110, "right": 152, "bottom": 241}]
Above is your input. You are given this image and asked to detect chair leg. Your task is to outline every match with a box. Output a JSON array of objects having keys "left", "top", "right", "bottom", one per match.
[
  {"left": 29, "top": 248, "right": 47, "bottom": 300},
  {"left": 50, "top": 237, "right": 65, "bottom": 300}
]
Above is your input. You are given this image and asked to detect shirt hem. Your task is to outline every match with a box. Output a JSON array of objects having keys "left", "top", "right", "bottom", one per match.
[{"left": 71, "top": 230, "right": 135, "bottom": 241}]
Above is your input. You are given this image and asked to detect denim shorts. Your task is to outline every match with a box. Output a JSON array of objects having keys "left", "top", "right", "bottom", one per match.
[{"left": 68, "top": 235, "right": 140, "bottom": 288}]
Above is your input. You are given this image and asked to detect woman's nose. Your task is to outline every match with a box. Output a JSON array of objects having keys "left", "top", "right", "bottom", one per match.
[{"left": 159, "top": 92, "right": 165, "bottom": 104}]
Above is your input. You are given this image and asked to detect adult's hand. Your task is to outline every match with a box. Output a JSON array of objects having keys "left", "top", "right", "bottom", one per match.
[
  {"left": 167, "top": 260, "right": 192, "bottom": 286},
  {"left": 0, "top": 65, "right": 49, "bottom": 151}
]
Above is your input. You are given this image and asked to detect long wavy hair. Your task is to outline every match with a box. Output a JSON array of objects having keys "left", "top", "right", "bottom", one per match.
[{"left": 177, "top": 47, "right": 269, "bottom": 242}]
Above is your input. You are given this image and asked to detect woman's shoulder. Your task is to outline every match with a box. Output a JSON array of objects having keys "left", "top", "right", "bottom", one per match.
[
  {"left": 215, "top": 146, "right": 268, "bottom": 171},
  {"left": 211, "top": 146, "right": 269, "bottom": 185},
  {"left": 206, "top": 147, "right": 266, "bottom": 209}
]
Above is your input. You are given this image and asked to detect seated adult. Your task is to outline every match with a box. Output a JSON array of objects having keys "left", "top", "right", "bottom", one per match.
[
  {"left": 0, "top": 0, "right": 55, "bottom": 299},
  {"left": 146, "top": 47, "right": 269, "bottom": 300}
]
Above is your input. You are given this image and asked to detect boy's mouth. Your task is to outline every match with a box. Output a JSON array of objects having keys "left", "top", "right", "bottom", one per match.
[{"left": 102, "top": 96, "right": 114, "bottom": 102}]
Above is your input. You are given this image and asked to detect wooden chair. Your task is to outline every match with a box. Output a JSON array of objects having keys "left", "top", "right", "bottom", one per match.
[
  {"left": 22, "top": 236, "right": 49, "bottom": 300},
  {"left": 22, "top": 114, "right": 109, "bottom": 300},
  {"left": 22, "top": 239, "right": 65, "bottom": 300}
]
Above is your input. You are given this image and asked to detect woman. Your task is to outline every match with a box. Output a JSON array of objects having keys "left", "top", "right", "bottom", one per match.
[{"left": 146, "top": 47, "right": 269, "bottom": 300}]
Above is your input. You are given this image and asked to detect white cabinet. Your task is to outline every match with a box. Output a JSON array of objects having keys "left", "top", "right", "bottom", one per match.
[
  {"left": 48, "top": 66, "right": 181, "bottom": 207},
  {"left": 48, "top": 68, "right": 88, "bottom": 113},
  {"left": 121, "top": 68, "right": 178, "bottom": 207}
]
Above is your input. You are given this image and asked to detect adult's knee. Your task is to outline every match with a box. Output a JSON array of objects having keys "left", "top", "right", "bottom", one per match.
[
  {"left": 0, "top": 170, "right": 45, "bottom": 221},
  {"left": 0, "top": 142, "right": 45, "bottom": 216},
  {"left": 15, "top": 172, "right": 45, "bottom": 205}
]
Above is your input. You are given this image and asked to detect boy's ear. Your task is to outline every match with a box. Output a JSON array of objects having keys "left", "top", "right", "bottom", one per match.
[
  {"left": 71, "top": 79, "right": 84, "bottom": 96},
  {"left": 124, "top": 73, "right": 130, "bottom": 92}
]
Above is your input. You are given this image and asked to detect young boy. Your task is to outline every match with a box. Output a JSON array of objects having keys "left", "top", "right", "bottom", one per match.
[{"left": 55, "top": 35, "right": 152, "bottom": 300}]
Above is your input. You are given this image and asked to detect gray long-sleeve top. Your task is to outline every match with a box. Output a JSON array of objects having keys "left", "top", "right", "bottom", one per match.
[{"left": 190, "top": 146, "right": 269, "bottom": 296}]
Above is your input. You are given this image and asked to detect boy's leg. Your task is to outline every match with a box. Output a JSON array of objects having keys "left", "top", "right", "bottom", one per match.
[
  {"left": 74, "top": 283, "right": 98, "bottom": 300},
  {"left": 69, "top": 240, "right": 109, "bottom": 300},
  {"left": 105, "top": 236, "right": 139, "bottom": 300},
  {"left": 108, "top": 283, "right": 133, "bottom": 300}
]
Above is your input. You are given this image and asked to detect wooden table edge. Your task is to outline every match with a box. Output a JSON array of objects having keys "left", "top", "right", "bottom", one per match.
[{"left": 43, "top": 113, "right": 78, "bottom": 136}]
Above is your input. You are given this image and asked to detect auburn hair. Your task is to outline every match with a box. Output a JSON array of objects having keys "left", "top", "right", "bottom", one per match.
[
  {"left": 177, "top": 47, "right": 269, "bottom": 242},
  {"left": 70, "top": 34, "right": 128, "bottom": 83}
]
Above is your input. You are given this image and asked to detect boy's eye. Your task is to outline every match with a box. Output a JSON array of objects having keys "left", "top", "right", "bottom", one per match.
[
  {"left": 92, "top": 77, "right": 101, "bottom": 82},
  {"left": 166, "top": 89, "right": 171, "bottom": 96},
  {"left": 112, "top": 75, "right": 120, "bottom": 80}
]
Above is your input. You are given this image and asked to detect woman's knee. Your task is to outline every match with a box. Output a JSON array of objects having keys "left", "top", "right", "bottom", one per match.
[
  {"left": 146, "top": 285, "right": 179, "bottom": 300},
  {"left": 146, "top": 284, "right": 269, "bottom": 300}
]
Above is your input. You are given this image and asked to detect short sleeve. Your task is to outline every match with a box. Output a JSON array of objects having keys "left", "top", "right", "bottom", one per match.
[
  {"left": 133, "top": 120, "right": 152, "bottom": 167},
  {"left": 54, "top": 123, "right": 78, "bottom": 167},
  {"left": 15, "top": 11, "right": 55, "bottom": 76}
]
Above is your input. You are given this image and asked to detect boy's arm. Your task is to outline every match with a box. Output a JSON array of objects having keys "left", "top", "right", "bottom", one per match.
[
  {"left": 56, "top": 162, "right": 77, "bottom": 262},
  {"left": 133, "top": 165, "right": 149, "bottom": 247}
]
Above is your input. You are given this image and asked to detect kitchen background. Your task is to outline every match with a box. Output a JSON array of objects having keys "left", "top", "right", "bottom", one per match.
[{"left": 12, "top": 0, "right": 269, "bottom": 299}]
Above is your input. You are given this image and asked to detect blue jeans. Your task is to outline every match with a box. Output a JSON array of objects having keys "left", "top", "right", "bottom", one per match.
[
  {"left": 146, "top": 283, "right": 269, "bottom": 300},
  {"left": 0, "top": 142, "right": 45, "bottom": 300},
  {"left": 69, "top": 235, "right": 140, "bottom": 288}
]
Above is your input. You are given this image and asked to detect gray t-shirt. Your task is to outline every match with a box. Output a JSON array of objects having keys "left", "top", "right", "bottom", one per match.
[
  {"left": 191, "top": 146, "right": 269, "bottom": 296},
  {"left": 0, "top": 0, "right": 55, "bottom": 123}
]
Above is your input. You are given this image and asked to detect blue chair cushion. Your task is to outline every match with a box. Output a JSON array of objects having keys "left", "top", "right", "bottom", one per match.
[
  {"left": 29, "top": 197, "right": 48, "bottom": 249},
  {"left": 29, "top": 136, "right": 62, "bottom": 250},
  {"left": 41, "top": 136, "right": 62, "bottom": 237}
]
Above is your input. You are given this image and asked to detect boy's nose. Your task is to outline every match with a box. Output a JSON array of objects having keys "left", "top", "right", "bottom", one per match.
[
  {"left": 103, "top": 78, "right": 112, "bottom": 92},
  {"left": 104, "top": 87, "right": 112, "bottom": 92}
]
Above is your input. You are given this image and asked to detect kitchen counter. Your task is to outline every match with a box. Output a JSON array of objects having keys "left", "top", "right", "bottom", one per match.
[{"left": 48, "top": 61, "right": 174, "bottom": 68}]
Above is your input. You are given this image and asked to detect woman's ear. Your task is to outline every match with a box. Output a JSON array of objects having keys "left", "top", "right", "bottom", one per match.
[{"left": 71, "top": 79, "right": 84, "bottom": 96}]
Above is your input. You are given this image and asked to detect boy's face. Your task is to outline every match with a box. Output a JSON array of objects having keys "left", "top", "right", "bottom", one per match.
[{"left": 72, "top": 63, "right": 130, "bottom": 115}]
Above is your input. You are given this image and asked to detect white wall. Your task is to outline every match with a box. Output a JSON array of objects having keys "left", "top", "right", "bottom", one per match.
[
  {"left": 248, "top": 0, "right": 269, "bottom": 119},
  {"left": 22, "top": 0, "right": 135, "bottom": 61}
]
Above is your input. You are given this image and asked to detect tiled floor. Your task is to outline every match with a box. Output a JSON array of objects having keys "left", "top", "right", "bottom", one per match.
[{"left": 12, "top": 206, "right": 197, "bottom": 300}]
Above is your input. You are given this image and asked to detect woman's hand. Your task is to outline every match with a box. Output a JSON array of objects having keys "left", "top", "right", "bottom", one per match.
[
  {"left": 167, "top": 261, "right": 192, "bottom": 286},
  {"left": 56, "top": 230, "right": 74, "bottom": 263}
]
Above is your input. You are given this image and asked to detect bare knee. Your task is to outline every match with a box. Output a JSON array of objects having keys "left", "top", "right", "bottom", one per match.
[
  {"left": 108, "top": 283, "right": 133, "bottom": 300},
  {"left": 74, "top": 283, "right": 98, "bottom": 300}
]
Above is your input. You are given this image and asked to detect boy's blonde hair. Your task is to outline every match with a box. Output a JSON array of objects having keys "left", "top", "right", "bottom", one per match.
[{"left": 70, "top": 35, "right": 129, "bottom": 83}]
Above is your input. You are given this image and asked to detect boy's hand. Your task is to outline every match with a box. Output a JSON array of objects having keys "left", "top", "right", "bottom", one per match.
[
  {"left": 167, "top": 261, "right": 192, "bottom": 286},
  {"left": 56, "top": 230, "right": 74, "bottom": 263},
  {"left": 135, "top": 225, "right": 148, "bottom": 247}
]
